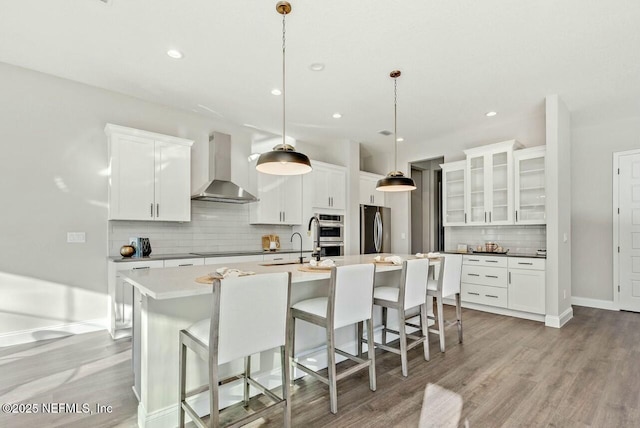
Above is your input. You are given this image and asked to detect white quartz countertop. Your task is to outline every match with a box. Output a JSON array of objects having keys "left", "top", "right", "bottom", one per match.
[{"left": 121, "top": 254, "right": 439, "bottom": 300}]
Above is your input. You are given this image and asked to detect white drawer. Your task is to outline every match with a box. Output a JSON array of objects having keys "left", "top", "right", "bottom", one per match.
[
  {"left": 115, "top": 260, "right": 164, "bottom": 272},
  {"left": 163, "top": 258, "right": 205, "bottom": 268},
  {"left": 508, "top": 257, "right": 545, "bottom": 270},
  {"left": 461, "top": 283, "right": 508, "bottom": 308},
  {"left": 463, "top": 255, "right": 507, "bottom": 268},
  {"left": 461, "top": 265, "right": 508, "bottom": 288}
]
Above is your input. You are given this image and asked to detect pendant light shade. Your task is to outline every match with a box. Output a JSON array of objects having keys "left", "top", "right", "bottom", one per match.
[
  {"left": 376, "top": 70, "right": 416, "bottom": 192},
  {"left": 256, "top": 1, "right": 312, "bottom": 176}
]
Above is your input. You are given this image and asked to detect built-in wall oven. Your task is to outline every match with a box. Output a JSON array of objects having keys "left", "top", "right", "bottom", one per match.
[{"left": 316, "top": 213, "right": 344, "bottom": 257}]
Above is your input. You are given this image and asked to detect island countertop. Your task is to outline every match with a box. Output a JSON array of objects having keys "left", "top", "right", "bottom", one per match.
[{"left": 121, "top": 254, "right": 438, "bottom": 300}]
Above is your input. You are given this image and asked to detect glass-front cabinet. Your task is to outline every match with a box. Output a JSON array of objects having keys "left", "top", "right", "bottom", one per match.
[
  {"left": 514, "top": 146, "right": 546, "bottom": 224},
  {"left": 464, "top": 140, "right": 521, "bottom": 225},
  {"left": 441, "top": 160, "right": 466, "bottom": 226}
]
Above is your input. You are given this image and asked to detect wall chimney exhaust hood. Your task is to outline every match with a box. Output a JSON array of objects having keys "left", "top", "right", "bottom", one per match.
[{"left": 191, "top": 132, "right": 258, "bottom": 204}]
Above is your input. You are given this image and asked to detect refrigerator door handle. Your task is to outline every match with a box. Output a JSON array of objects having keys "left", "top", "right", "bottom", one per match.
[{"left": 374, "top": 211, "right": 382, "bottom": 252}]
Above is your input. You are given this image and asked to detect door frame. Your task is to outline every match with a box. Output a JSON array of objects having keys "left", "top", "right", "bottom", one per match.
[{"left": 613, "top": 148, "right": 640, "bottom": 310}]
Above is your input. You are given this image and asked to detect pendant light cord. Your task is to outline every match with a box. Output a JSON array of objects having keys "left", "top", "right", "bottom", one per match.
[
  {"left": 393, "top": 76, "right": 398, "bottom": 172},
  {"left": 281, "top": 12, "right": 286, "bottom": 150}
]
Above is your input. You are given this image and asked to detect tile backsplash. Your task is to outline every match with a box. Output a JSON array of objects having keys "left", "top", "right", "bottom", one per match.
[
  {"left": 445, "top": 225, "right": 546, "bottom": 254},
  {"left": 109, "top": 201, "right": 294, "bottom": 256}
]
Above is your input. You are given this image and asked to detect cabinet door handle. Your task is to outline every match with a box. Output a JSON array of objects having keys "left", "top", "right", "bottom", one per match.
[
  {"left": 468, "top": 258, "right": 480, "bottom": 262},
  {"left": 178, "top": 264, "right": 193, "bottom": 267},
  {"left": 465, "top": 213, "right": 467, "bottom": 224},
  {"left": 489, "top": 211, "right": 492, "bottom": 222},
  {"left": 156, "top": 203, "right": 159, "bottom": 218},
  {"left": 486, "top": 294, "right": 499, "bottom": 299},
  {"left": 468, "top": 273, "right": 480, "bottom": 277},
  {"left": 485, "top": 275, "right": 498, "bottom": 278},
  {"left": 515, "top": 210, "right": 518, "bottom": 222},
  {"left": 468, "top": 292, "right": 480, "bottom": 296},
  {"left": 484, "top": 212, "right": 487, "bottom": 222},
  {"left": 133, "top": 266, "right": 150, "bottom": 270},
  {"left": 283, "top": 211, "right": 285, "bottom": 222},
  {"left": 150, "top": 203, "right": 154, "bottom": 218},
  {"left": 518, "top": 262, "right": 533, "bottom": 265},
  {"left": 509, "top": 271, "right": 511, "bottom": 284}
]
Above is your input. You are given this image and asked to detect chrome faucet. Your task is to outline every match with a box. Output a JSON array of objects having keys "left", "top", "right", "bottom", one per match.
[
  {"left": 290, "top": 232, "right": 304, "bottom": 264},
  {"left": 307, "top": 215, "right": 321, "bottom": 261}
]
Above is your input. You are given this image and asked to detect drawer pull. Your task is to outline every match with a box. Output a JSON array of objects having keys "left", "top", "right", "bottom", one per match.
[
  {"left": 133, "top": 266, "right": 150, "bottom": 270},
  {"left": 518, "top": 262, "right": 533, "bottom": 265},
  {"left": 468, "top": 292, "right": 480, "bottom": 296},
  {"left": 178, "top": 264, "right": 193, "bottom": 267},
  {"left": 486, "top": 260, "right": 498, "bottom": 263},
  {"left": 485, "top": 275, "right": 498, "bottom": 278},
  {"left": 468, "top": 259, "right": 480, "bottom": 262},
  {"left": 486, "top": 294, "right": 499, "bottom": 298},
  {"left": 467, "top": 273, "right": 480, "bottom": 277}
]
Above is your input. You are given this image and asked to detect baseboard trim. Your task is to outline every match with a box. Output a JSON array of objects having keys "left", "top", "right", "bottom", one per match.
[
  {"left": 571, "top": 296, "right": 617, "bottom": 311},
  {"left": 545, "top": 307, "right": 573, "bottom": 328},
  {"left": 0, "top": 318, "right": 107, "bottom": 347}
]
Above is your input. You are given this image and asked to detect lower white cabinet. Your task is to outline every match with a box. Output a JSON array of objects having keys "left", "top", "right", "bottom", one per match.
[
  {"left": 108, "top": 259, "right": 164, "bottom": 338},
  {"left": 508, "top": 258, "right": 546, "bottom": 314},
  {"left": 461, "top": 255, "right": 546, "bottom": 316},
  {"left": 205, "top": 255, "right": 264, "bottom": 265}
]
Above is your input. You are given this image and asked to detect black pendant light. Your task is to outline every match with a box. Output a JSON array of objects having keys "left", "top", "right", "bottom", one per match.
[
  {"left": 256, "top": 1, "right": 312, "bottom": 176},
  {"left": 376, "top": 70, "right": 416, "bottom": 192}
]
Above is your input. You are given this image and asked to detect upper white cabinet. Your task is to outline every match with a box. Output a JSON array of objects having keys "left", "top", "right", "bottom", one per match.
[
  {"left": 359, "top": 172, "right": 386, "bottom": 207},
  {"left": 464, "top": 140, "right": 521, "bottom": 226},
  {"left": 310, "top": 161, "right": 346, "bottom": 210},
  {"left": 249, "top": 171, "right": 302, "bottom": 225},
  {"left": 106, "top": 124, "right": 193, "bottom": 222},
  {"left": 514, "top": 146, "right": 546, "bottom": 225},
  {"left": 440, "top": 161, "right": 466, "bottom": 226}
]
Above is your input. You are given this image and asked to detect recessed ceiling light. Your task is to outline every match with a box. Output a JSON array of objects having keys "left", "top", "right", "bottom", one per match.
[
  {"left": 396, "top": 137, "right": 404, "bottom": 142},
  {"left": 485, "top": 111, "right": 497, "bottom": 117},
  {"left": 166, "top": 49, "right": 183, "bottom": 59},
  {"left": 271, "top": 88, "right": 282, "bottom": 96},
  {"left": 332, "top": 112, "right": 342, "bottom": 119},
  {"left": 309, "top": 63, "right": 325, "bottom": 71}
]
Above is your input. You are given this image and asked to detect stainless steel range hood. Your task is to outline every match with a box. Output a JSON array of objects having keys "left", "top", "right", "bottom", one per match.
[{"left": 191, "top": 132, "right": 258, "bottom": 204}]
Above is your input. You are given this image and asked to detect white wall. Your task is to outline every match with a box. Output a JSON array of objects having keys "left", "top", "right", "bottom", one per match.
[
  {"left": 0, "top": 62, "right": 252, "bottom": 339},
  {"left": 572, "top": 115, "right": 640, "bottom": 302}
]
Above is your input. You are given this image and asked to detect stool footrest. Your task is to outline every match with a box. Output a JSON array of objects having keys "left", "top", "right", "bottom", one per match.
[{"left": 246, "top": 376, "right": 283, "bottom": 404}]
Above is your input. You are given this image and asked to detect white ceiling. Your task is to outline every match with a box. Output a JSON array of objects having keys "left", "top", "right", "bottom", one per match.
[{"left": 1, "top": 0, "right": 639, "bottom": 154}]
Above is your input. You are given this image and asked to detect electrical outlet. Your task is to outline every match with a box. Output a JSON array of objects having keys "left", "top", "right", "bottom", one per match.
[
  {"left": 563, "top": 289, "right": 567, "bottom": 299},
  {"left": 401, "top": 233, "right": 406, "bottom": 239},
  {"left": 67, "top": 232, "right": 86, "bottom": 243}
]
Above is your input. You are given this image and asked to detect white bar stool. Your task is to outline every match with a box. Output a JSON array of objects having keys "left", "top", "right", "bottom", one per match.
[
  {"left": 178, "top": 272, "right": 292, "bottom": 428},
  {"left": 289, "top": 264, "right": 376, "bottom": 414},
  {"left": 370, "top": 258, "right": 431, "bottom": 377},
  {"left": 427, "top": 254, "right": 463, "bottom": 353}
]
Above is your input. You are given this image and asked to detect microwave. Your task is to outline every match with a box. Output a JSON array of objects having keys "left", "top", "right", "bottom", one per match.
[{"left": 316, "top": 213, "right": 344, "bottom": 242}]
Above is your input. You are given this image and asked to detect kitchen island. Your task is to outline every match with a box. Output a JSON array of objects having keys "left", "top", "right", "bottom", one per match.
[{"left": 122, "top": 254, "right": 438, "bottom": 428}]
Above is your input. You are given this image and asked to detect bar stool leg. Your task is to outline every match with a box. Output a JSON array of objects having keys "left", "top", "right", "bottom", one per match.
[
  {"left": 243, "top": 356, "right": 251, "bottom": 407},
  {"left": 208, "top": 357, "right": 221, "bottom": 428},
  {"left": 420, "top": 303, "right": 430, "bottom": 362},
  {"left": 366, "top": 317, "right": 376, "bottom": 391},
  {"left": 326, "top": 326, "right": 338, "bottom": 414},
  {"left": 437, "top": 295, "right": 445, "bottom": 353},
  {"left": 178, "top": 340, "right": 187, "bottom": 428},
  {"left": 280, "top": 345, "right": 291, "bottom": 428},
  {"left": 288, "top": 317, "right": 296, "bottom": 386},
  {"left": 456, "top": 292, "right": 463, "bottom": 343},
  {"left": 398, "top": 309, "right": 408, "bottom": 377},
  {"left": 382, "top": 307, "right": 388, "bottom": 345},
  {"left": 357, "top": 321, "right": 364, "bottom": 358}
]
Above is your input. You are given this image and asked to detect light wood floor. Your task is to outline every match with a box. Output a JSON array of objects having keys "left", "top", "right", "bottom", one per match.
[{"left": 1, "top": 306, "right": 639, "bottom": 427}]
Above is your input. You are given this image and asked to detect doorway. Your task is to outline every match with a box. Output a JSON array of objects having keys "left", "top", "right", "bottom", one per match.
[
  {"left": 614, "top": 149, "right": 640, "bottom": 312},
  {"left": 410, "top": 157, "right": 444, "bottom": 254}
]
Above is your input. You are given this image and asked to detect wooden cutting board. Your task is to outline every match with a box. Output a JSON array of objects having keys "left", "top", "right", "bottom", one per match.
[{"left": 298, "top": 264, "right": 333, "bottom": 273}]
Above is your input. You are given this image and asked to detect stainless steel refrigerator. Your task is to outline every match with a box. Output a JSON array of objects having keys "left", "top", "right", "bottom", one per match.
[{"left": 360, "top": 205, "right": 391, "bottom": 254}]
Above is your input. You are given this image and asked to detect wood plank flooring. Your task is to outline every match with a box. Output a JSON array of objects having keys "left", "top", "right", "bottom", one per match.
[{"left": 1, "top": 305, "right": 639, "bottom": 427}]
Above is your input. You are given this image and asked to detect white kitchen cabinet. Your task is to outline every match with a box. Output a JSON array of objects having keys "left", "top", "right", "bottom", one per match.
[
  {"left": 464, "top": 140, "right": 521, "bottom": 226},
  {"left": 508, "top": 257, "right": 546, "bottom": 314},
  {"left": 107, "top": 259, "right": 164, "bottom": 339},
  {"left": 359, "top": 172, "right": 386, "bottom": 206},
  {"left": 460, "top": 255, "right": 508, "bottom": 308},
  {"left": 204, "top": 255, "right": 264, "bottom": 265},
  {"left": 441, "top": 161, "right": 466, "bottom": 226},
  {"left": 514, "top": 146, "right": 546, "bottom": 225},
  {"left": 249, "top": 171, "right": 302, "bottom": 225},
  {"left": 106, "top": 124, "right": 193, "bottom": 222},
  {"left": 310, "top": 161, "right": 346, "bottom": 210}
]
